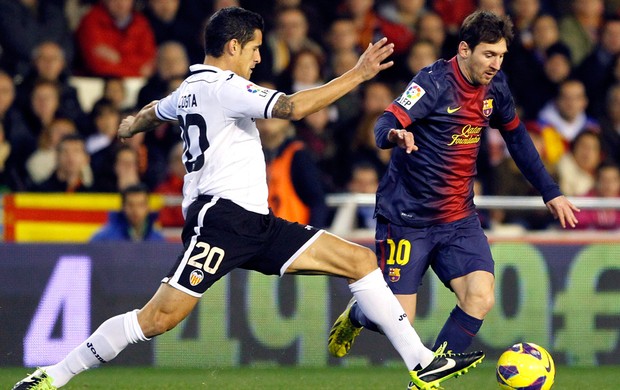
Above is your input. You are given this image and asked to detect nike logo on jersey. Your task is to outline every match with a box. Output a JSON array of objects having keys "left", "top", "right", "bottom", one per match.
[{"left": 447, "top": 106, "right": 462, "bottom": 114}]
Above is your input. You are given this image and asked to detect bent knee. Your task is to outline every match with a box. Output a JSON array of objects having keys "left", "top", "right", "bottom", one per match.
[
  {"left": 461, "top": 292, "right": 495, "bottom": 318},
  {"left": 345, "top": 246, "right": 378, "bottom": 280}
]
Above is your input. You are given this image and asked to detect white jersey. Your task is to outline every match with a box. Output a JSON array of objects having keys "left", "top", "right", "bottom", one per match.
[{"left": 155, "top": 64, "right": 283, "bottom": 216}]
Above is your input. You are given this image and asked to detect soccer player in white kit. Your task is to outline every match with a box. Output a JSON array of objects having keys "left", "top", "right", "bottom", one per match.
[{"left": 13, "top": 7, "right": 483, "bottom": 390}]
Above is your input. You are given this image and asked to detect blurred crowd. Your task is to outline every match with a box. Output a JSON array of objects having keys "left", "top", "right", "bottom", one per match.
[{"left": 0, "top": 0, "right": 619, "bottom": 231}]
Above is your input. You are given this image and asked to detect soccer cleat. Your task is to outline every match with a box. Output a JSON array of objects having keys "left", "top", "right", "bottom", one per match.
[
  {"left": 328, "top": 298, "right": 362, "bottom": 357},
  {"left": 407, "top": 348, "right": 485, "bottom": 390},
  {"left": 11, "top": 369, "right": 57, "bottom": 390}
]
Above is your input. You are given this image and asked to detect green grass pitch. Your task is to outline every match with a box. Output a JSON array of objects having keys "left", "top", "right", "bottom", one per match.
[{"left": 1, "top": 363, "right": 617, "bottom": 389}]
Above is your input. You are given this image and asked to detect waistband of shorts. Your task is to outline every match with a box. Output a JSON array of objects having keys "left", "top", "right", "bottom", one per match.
[{"left": 197, "top": 195, "right": 214, "bottom": 202}]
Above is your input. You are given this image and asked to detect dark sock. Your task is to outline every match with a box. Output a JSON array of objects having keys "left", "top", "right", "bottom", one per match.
[
  {"left": 349, "top": 301, "right": 381, "bottom": 333},
  {"left": 432, "top": 305, "right": 483, "bottom": 353}
]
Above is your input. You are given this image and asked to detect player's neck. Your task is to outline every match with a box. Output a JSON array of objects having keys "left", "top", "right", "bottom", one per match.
[{"left": 455, "top": 56, "right": 475, "bottom": 85}]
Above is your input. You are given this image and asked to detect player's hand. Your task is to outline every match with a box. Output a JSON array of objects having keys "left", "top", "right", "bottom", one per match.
[
  {"left": 354, "top": 37, "right": 394, "bottom": 81},
  {"left": 118, "top": 115, "right": 136, "bottom": 139},
  {"left": 387, "top": 129, "right": 418, "bottom": 153},
  {"left": 546, "top": 195, "right": 580, "bottom": 228}
]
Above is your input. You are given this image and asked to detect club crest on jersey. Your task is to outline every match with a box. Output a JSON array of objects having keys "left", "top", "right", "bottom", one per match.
[
  {"left": 482, "top": 98, "right": 494, "bottom": 117},
  {"left": 189, "top": 269, "right": 204, "bottom": 286},
  {"left": 396, "top": 82, "right": 425, "bottom": 110},
  {"left": 388, "top": 267, "right": 401, "bottom": 282}
]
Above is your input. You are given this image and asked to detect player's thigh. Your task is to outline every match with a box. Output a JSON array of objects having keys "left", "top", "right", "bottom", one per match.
[
  {"left": 376, "top": 218, "right": 433, "bottom": 295},
  {"left": 138, "top": 283, "right": 199, "bottom": 337},
  {"left": 286, "top": 230, "right": 377, "bottom": 280},
  {"left": 433, "top": 215, "right": 495, "bottom": 289}
]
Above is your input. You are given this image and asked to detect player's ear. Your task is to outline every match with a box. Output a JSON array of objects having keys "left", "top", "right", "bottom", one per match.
[
  {"left": 457, "top": 41, "right": 470, "bottom": 58},
  {"left": 226, "top": 39, "right": 240, "bottom": 56}
]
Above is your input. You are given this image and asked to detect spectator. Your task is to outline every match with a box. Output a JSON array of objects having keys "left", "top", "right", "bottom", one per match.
[
  {"left": 343, "top": 81, "right": 394, "bottom": 186},
  {"left": 346, "top": 162, "right": 380, "bottom": 229},
  {"left": 575, "top": 162, "right": 620, "bottom": 230},
  {"left": 509, "top": 0, "right": 542, "bottom": 49},
  {"left": 257, "top": 117, "right": 329, "bottom": 228},
  {"left": 0, "top": 122, "right": 11, "bottom": 193},
  {"left": 490, "top": 127, "right": 558, "bottom": 229},
  {"left": 538, "top": 79, "right": 599, "bottom": 147},
  {"left": 377, "top": 0, "right": 427, "bottom": 33},
  {"left": 601, "top": 83, "right": 620, "bottom": 165},
  {"left": 76, "top": 0, "right": 157, "bottom": 77},
  {"left": 295, "top": 107, "right": 339, "bottom": 191},
  {"left": 261, "top": 6, "right": 323, "bottom": 81},
  {"left": 277, "top": 48, "right": 325, "bottom": 93},
  {"left": 576, "top": 16, "right": 620, "bottom": 118},
  {"left": 91, "top": 183, "right": 165, "bottom": 241},
  {"left": 86, "top": 98, "right": 121, "bottom": 155},
  {"left": 26, "top": 117, "right": 77, "bottom": 185},
  {"left": 0, "top": 0, "right": 74, "bottom": 78},
  {"left": 102, "top": 77, "right": 127, "bottom": 111},
  {"left": 340, "top": 0, "right": 414, "bottom": 57},
  {"left": 559, "top": 0, "right": 605, "bottom": 66},
  {"left": 431, "top": 0, "right": 476, "bottom": 35},
  {"left": 15, "top": 41, "right": 85, "bottom": 127},
  {"left": 16, "top": 79, "right": 64, "bottom": 176},
  {"left": 0, "top": 70, "right": 30, "bottom": 190},
  {"left": 154, "top": 141, "right": 185, "bottom": 227},
  {"left": 33, "top": 133, "right": 94, "bottom": 192},
  {"left": 415, "top": 11, "right": 458, "bottom": 60},
  {"left": 143, "top": 0, "right": 204, "bottom": 64},
  {"left": 325, "top": 15, "right": 360, "bottom": 59},
  {"left": 479, "top": 0, "right": 507, "bottom": 16},
  {"left": 397, "top": 39, "right": 439, "bottom": 91},
  {"left": 504, "top": 14, "right": 572, "bottom": 120},
  {"left": 557, "top": 129, "right": 604, "bottom": 196},
  {"left": 137, "top": 41, "right": 189, "bottom": 108}
]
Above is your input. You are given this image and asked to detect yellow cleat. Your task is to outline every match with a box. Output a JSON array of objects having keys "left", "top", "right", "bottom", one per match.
[{"left": 328, "top": 298, "right": 362, "bottom": 357}]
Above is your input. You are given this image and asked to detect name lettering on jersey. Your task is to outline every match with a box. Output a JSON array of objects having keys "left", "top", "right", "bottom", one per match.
[
  {"left": 396, "top": 82, "right": 425, "bottom": 110},
  {"left": 447, "top": 124, "right": 482, "bottom": 146},
  {"left": 178, "top": 93, "right": 197, "bottom": 108},
  {"left": 246, "top": 83, "right": 269, "bottom": 98},
  {"left": 482, "top": 98, "right": 494, "bottom": 117}
]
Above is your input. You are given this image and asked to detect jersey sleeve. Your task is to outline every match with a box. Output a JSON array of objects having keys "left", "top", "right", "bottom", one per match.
[
  {"left": 490, "top": 73, "right": 520, "bottom": 131},
  {"left": 385, "top": 71, "right": 438, "bottom": 128},
  {"left": 219, "top": 74, "right": 284, "bottom": 119},
  {"left": 155, "top": 88, "right": 180, "bottom": 121}
]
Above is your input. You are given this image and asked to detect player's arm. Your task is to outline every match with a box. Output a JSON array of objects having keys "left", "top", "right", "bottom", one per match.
[
  {"left": 502, "top": 121, "right": 580, "bottom": 228},
  {"left": 118, "top": 100, "right": 164, "bottom": 139},
  {"left": 271, "top": 38, "right": 394, "bottom": 120},
  {"left": 374, "top": 111, "right": 417, "bottom": 153}
]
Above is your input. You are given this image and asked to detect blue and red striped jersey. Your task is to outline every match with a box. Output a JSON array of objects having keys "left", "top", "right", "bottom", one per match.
[{"left": 375, "top": 57, "right": 520, "bottom": 227}]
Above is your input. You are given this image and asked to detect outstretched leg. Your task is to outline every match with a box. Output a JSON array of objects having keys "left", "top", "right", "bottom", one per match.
[{"left": 13, "top": 284, "right": 198, "bottom": 389}]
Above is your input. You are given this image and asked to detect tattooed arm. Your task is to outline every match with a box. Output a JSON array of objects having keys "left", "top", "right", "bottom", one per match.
[{"left": 271, "top": 38, "right": 394, "bottom": 120}]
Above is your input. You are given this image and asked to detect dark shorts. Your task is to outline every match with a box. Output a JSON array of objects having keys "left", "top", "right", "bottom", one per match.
[
  {"left": 163, "top": 195, "right": 322, "bottom": 297},
  {"left": 375, "top": 214, "right": 494, "bottom": 294}
]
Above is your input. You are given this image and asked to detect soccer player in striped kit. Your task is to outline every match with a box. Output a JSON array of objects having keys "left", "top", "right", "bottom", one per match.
[{"left": 329, "top": 11, "right": 579, "bottom": 381}]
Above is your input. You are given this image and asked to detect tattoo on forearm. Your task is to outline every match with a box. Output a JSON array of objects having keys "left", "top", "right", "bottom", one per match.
[{"left": 272, "top": 95, "right": 293, "bottom": 119}]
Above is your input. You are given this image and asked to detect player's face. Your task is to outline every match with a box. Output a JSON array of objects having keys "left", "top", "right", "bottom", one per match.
[
  {"left": 459, "top": 39, "right": 507, "bottom": 85},
  {"left": 236, "top": 29, "right": 262, "bottom": 79}
]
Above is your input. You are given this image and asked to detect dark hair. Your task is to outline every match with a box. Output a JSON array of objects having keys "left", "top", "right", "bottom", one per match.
[
  {"left": 121, "top": 183, "right": 150, "bottom": 205},
  {"left": 57, "top": 133, "right": 85, "bottom": 152},
  {"left": 459, "top": 11, "right": 514, "bottom": 50},
  {"left": 570, "top": 129, "right": 601, "bottom": 154},
  {"left": 204, "top": 7, "right": 264, "bottom": 57}
]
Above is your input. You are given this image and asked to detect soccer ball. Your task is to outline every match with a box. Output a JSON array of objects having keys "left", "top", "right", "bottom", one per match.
[{"left": 496, "top": 342, "right": 555, "bottom": 390}]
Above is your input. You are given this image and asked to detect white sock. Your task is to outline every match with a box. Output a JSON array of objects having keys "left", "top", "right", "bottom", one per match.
[
  {"left": 349, "top": 269, "right": 434, "bottom": 370},
  {"left": 44, "top": 310, "right": 149, "bottom": 387}
]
